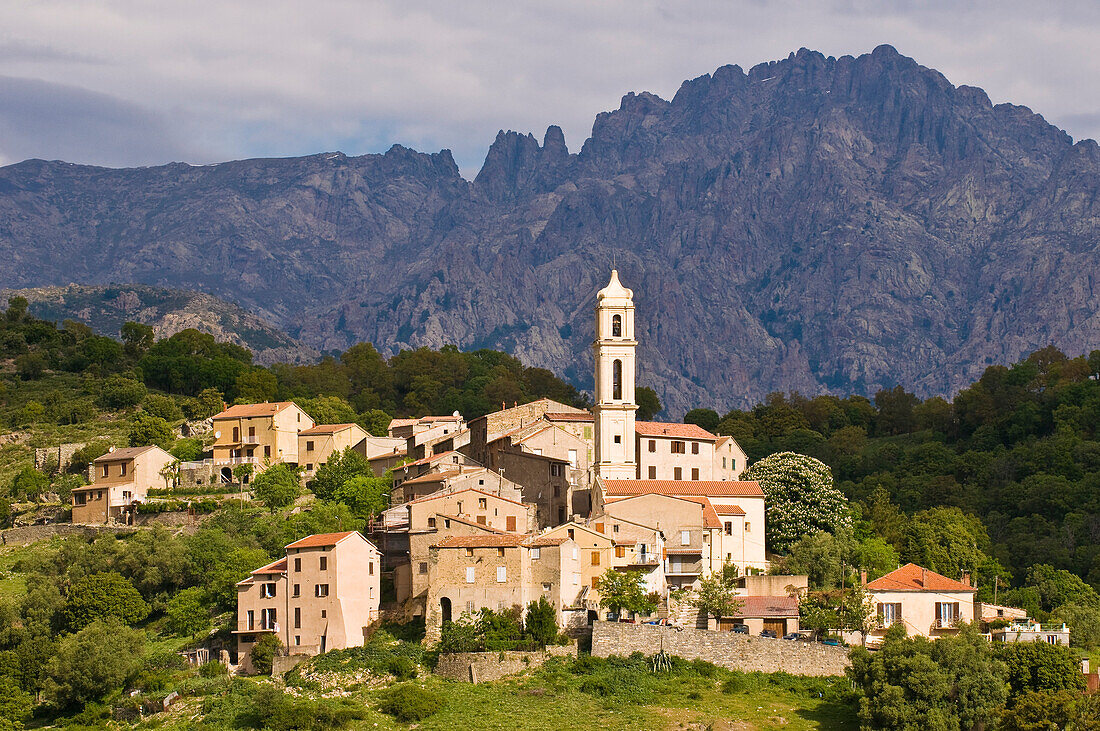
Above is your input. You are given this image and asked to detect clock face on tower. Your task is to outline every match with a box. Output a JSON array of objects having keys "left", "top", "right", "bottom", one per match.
[{"left": 593, "top": 270, "right": 637, "bottom": 479}]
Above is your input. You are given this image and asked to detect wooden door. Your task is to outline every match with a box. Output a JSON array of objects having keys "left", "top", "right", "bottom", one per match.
[{"left": 763, "top": 619, "right": 785, "bottom": 635}]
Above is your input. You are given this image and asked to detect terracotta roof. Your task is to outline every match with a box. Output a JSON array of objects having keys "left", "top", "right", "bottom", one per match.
[
  {"left": 251, "top": 557, "right": 288, "bottom": 575},
  {"left": 526, "top": 536, "right": 568, "bottom": 547},
  {"left": 419, "top": 415, "right": 463, "bottom": 423},
  {"left": 401, "top": 471, "right": 457, "bottom": 485},
  {"left": 713, "top": 505, "right": 746, "bottom": 516},
  {"left": 214, "top": 401, "right": 299, "bottom": 419},
  {"left": 864, "top": 564, "right": 977, "bottom": 593},
  {"left": 388, "top": 418, "right": 418, "bottom": 428},
  {"left": 544, "top": 412, "right": 594, "bottom": 422},
  {"left": 602, "top": 480, "right": 764, "bottom": 498},
  {"left": 434, "top": 514, "right": 507, "bottom": 534},
  {"left": 405, "top": 486, "right": 527, "bottom": 508},
  {"left": 735, "top": 596, "right": 800, "bottom": 618},
  {"left": 635, "top": 421, "right": 718, "bottom": 440},
  {"left": 404, "top": 450, "right": 461, "bottom": 468},
  {"left": 435, "top": 534, "right": 529, "bottom": 548},
  {"left": 93, "top": 445, "right": 162, "bottom": 462},
  {"left": 285, "top": 531, "right": 359, "bottom": 549},
  {"left": 676, "top": 495, "right": 722, "bottom": 529},
  {"left": 298, "top": 423, "right": 360, "bottom": 435},
  {"left": 665, "top": 548, "right": 703, "bottom": 554},
  {"left": 368, "top": 450, "right": 407, "bottom": 461}
]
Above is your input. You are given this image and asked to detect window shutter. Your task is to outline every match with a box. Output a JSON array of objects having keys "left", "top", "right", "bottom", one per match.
[{"left": 895, "top": 603, "right": 902, "bottom": 620}]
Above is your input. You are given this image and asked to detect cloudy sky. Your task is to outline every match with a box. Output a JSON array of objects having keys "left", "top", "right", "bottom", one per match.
[{"left": 1, "top": 0, "right": 1097, "bottom": 176}]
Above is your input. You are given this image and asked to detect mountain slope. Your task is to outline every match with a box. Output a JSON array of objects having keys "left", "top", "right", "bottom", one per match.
[
  {"left": 0, "top": 45, "right": 1097, "bottom": 415},
  {"left": 0, "top": 284, "right": 318, "bottom": 365}
]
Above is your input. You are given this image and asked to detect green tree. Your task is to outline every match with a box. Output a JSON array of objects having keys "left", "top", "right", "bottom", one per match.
[
  {"left": 61, "top": 572, "right": 150, "bottom": 631},
  {"left": 333, "top": 475, "right": 388, "bottom": 519},
  {"left": 595, "top": 569, "right": 655, "bottom": 617},
  {"left": 1025, "top": 564, "right": 1100, "bottom": 612},
  {"left": 692, "top": 572, "right": 744, "bottom": 623},
  {"left": 44, "top": 618, "right": 145, "bottom": 708},
  {"left": 298, "top": 395, "right": 358, "bottom": 425},
  {"left": 742, "top": 452, "right": 852, "bottom": 553},
  {"left": 635, "top": 387, "right": 662, "bottom": 420},
  {"left": 309, "top": 447, "right": 371, "bottom": 501},
  {"left": 9, "top": 467, "right": 48, "bottom": 502},
  {"left": 15, "top": 401, "right": 45, "bottom": 426},
  {"left": 249, "top": 634, "right": 284, "bottom": 675},
  {"left": 997, "top": 640, "right": 1085, "bottom": 697},
  {"left": 14, "top": 352, "right": 46, "bottom": 380},
  {"left": 98, "top": 375, "right": 147, "bottom": 410},
  {"left": 142, "top": 393, "right": 183, "bottom": 421},
  {"left": 169, "top": 438, "right": 204, "bottom": 462},
  {"left": 524, "top": 597, "right": 559, "bottom": 647},
  {"left": 234, "top": 368, "right": 278, "bottom": 403},
  {"left": 252, "top": 464, "right": 300, "bottom": 511},
  {"left": 164, "top": 587, "right": 211, "bottom": 639},
  {"left": 120, "top": 321, "right": 155, "bottom": 358},
  {"left": 0, "top": 677, "right": 33, "bottom": 731},
  {"left": 683, "top": 408, "right": 720, "bottom": 433},
  {"left": 233, "top": 463, "right": 255, "bottom": 486},
  {"left": 999, "top": 690, "right": 1080, "bottom": 731},
  {"left": 186, "top": 387, "right": 225, "bottom": 419},
  {"left": 359, "top": 409, "right": 393, "bottom": 437},
  {"left": 128, "top": 412, "right": 174, "bottom": 449},
  {"left": 1051, "top": 603, "right": 1100, "bottom": 650}
]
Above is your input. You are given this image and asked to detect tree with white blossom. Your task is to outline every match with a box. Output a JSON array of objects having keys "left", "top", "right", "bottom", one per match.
[{"left": 743, "top": 451, "right": 851, "bottom": 553}]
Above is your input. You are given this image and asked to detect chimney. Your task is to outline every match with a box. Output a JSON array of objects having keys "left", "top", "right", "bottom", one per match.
[
  {"left": 961, "top": 571, "right": 971, "bottom": 587},
  {"left": 921, "top": 568, "right": 927, "bottom": 588},
  {"left": 860, "top": 569, "right": 867, "bottom": 586}
]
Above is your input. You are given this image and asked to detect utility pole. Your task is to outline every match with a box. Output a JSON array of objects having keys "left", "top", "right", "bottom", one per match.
[{"left": 994, "top": 575, "right": 999, "bottom": 605}]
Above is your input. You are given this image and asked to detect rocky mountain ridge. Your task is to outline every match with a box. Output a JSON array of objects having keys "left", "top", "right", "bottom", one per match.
[{"left": 0, "top": 45, "right": 1097, "bottom": 415}]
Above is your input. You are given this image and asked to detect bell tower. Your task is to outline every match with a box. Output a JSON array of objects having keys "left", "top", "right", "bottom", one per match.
[{"left": 593, "top": 270, "right": 638, "bottom": 479}]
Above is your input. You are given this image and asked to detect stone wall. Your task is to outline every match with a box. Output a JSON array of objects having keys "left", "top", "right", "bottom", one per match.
[
  {"left": 34, "top": 442, "right": 87, "bottom": 472},
  {"left": 0, "top": 523, "right": 127, "bottom": 546},
  {"left": 591, "top": 622, "right": 849, "bottom": 677},
  {"left": 434, "top": 644, "right": 577, "bottom": 683}
]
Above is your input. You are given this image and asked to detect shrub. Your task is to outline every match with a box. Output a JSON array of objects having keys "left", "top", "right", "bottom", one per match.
[
  {"left": 252, "top": 464, "right": 301, "bottom": 511},
  {"left": 15, "top": 352, "right": 46, "bottom": 379},
  {"left": 61, "top": 572, "right": 149, "bottom": 631},
  {"left": 99, "top": 375, "right": 147, "bottom": 410},
  {"left": 170, "top": 437, "right": 204, "bottom": 462},
  {"left": 143, "top": 393, "right": 184, "bottom": 421},
  {"left": 69, "top": 441, "right": 111, "bottom": 471},
  {"left": 45, "top": 619, "right": 145, "bottom": 709},
  {"left": 56, "top": 398, "right": 97, "bottom": 425},
  {"left": 249, "top": 634, "right": 284, "bottom": 675},
  {"left": 386, "top": 656, "right": 418, "bottom": 680},
  {"left": 128, "top": 412, "right": 174, "bottom": 449},
  {"left": 199, "top": 660, "right": 227, "bottom": 678},
  {"left": 377, "top": 684, "right": 443, "bottom": 722}
]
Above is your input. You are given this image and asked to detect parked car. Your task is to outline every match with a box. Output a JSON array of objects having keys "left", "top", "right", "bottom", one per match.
[
  {"left": 760, "top": 629, "right": 778, "bottom": 638},
  {"left": 732, "top": 624, "right": 749, "bottom": 634},
  {"left": 822, "top": 638, "right": 841, "bottom": 646},
  {"left": 781, "top": 632, "right": 800, "bottom": 641}
]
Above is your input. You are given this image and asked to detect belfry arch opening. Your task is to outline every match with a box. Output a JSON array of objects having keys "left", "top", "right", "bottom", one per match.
[
  {"left": 612, "top": 314, "right": 622, "bottom": 337},
  {"left": 613, "top": 359, "right": 623, "bottom": 400}
]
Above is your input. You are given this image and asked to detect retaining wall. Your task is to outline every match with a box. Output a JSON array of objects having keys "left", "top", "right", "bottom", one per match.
[
  {"left": 434, "top": 644, "right": 577, "bottom": 683},
  {"left": 591, "top": 621, "right": 849, "bottom": 676},
  {"left": 0, "top": 523, "right": 128, "bottom": 545}
]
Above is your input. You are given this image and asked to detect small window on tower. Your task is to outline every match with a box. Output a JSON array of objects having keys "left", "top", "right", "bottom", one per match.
[
  {"left": 612, "top": 360, "right": 623, "bottom": 400},
  {"left": 612, "top": 314, "right": 622, "bottom": 337}
]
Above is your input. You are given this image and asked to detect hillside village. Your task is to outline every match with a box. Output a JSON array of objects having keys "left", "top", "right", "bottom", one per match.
[{"left": 53, "top": 273, "right": 1065, "bottom": 668}]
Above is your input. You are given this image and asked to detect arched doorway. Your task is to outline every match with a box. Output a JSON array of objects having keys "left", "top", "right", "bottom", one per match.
[
  {"left": 220, "top": 467, "right": 233, "bottom": 484},
  {"left": 440, "top": 597, "right": 452, "bottom": 625}
]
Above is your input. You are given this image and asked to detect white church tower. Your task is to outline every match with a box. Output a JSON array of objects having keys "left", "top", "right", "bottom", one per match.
[{"left": 593, "top": 270, "right": 638, "bottom": 479}]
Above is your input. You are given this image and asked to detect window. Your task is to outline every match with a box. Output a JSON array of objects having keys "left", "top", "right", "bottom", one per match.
[
  {"left": 306, "top": 440, "right": 314, "bottom": 452},
  {"left": 260, "top": 583, "right": 277, "bottom": 598},
  {"left": 497, "top": 547, "right": 506, "bottom": 557},
  {"left": 613, "top": 524, "right": 619, "bottom": 533},
  {"left": 74, "top": 492, "right": 87, "bottom": 506},
  {"left": 614, "top": 435, "right": 621, "bottom": 444},
  {"left": 465, "top": 548, "right": 474, "bottom": 557},
  {"left": 479, "top": 498, "right": 487, "bottom": 510},
  {"left": 553, "top": 485, "right": 560, "bottom": 497},
  {"left": 671, "top": 441, "right": 686, "bottom": 454},
  {"left": 427, "top": 517, "right": 436, "bottom": 528},
  {"left": 476, "top": 516, "right": 487, "bottom": 525},
  {"left": 120, "top": 462, "right": 127, "bottom": 476},
  {"left": 935, "top": 602, "right": 960, "bottom": 626},
  {"left": 246, "top": 610, "right": 255, "bottom": 630},
  {"left": 315, "top": 584, "right": 329, "bottom": 597},
  {"left": 612, "top": 360, "right": 622, "bottom": 400},
  {"left": 723, "top": 457, "right": 727, "bottom": 469},
  {"left": 745, "top": 522, "right": 751, "bottom": 532},
  {"left": 674, "top": 467, "right": 682, "bottom": 480},
  {"left": 466, "top": 567, "right": 475, "bottom": 583},
  {"left": 615, "top": 545, "right": 626, "bottom": 558},
  {"left": 591, "top": 551, "right": 600, "bottom": 566},
  {"left": 1046, "top": 635, "right": 1058, "bottom": 645},
  {"left": 506, "top": 515, "right": 517, "bottom": 532},
  {"left": 724, "top": 522, "right": 732, "bottom": 536},
  {"left": 306, "top": 464, "right": 313, "bottom": 472},
  {"left": 648, "top": 466, "right": 656, "bottom": 479},
  {"left": 648, "top": 440, "right": 656, "bottom": 453},
  {"left": 294, "top": 558, "right": 301, "bottom": 572},
  {"left": 592, "top": 576, "right": 600, "bottom": 589},
  {"left": 691, "top": 442, "right": 699, "bottom": 455},
  {"left": 567, "top": 529, "right": 575, "bottom": 540},
  {"left": 878, "top": 602, "right": 902, "bottom": 626},
  {"left": 595, "top": 522, "right": 605, "bottom": 533},
  {"left": 295, "top": 635, "right": 301, "bottom": 646},
  {"left": 264, "top": 445, "right": 271, "bottom": 458},
  {"left": 319, "top": 556, "right": 327, "bottom": 571},
  {"left": 496, "top": 566, "right": 507, "bottom": 583},
  {"left": 568, "top": 449, "right": 578, "bottom": 467},
  {"left": 249, "top": 426, "right": 256, "bottom": 438},
  {"left": 370, "top": 586, "right": 375, "bottom": 598},
  {"left": 233, "top": 427, "right": 240, "bottom": 441},
  {"left": 321, "top": 609, "right": 326, "bottom": 618},
  {"left": 293, "top": 584, "right": 300, "bottom": 597},
  {"left": 691, "top": 468, "right": 699, "bottom": 480},
  {"left": 122, "top": 491, "right": 131, "bottom": 501},
  {"left": 452, "top": 454, "right": 460, "bottom": 463},
  {"left": 531, "top": 548, "right": 540, "bottom": 560},
  {"left": 261, "top": 608, "right": 277, "bottom": 629},
  {"left": 612, "top": 314, "right": 622, "bottom": 337},
  {"left": 102, "top": 464, "right": 109, "bottom": 478},
  {"left": 369, "top": 561, "right": 375, "bottom": 575},
  {"left": 584, "top": 426, "right": 592, "bottom": 439},
  {"left": 543, "top": 583, "right": 552, "bottom": 592},
  {"left": 294, "top": 607, "right": 301, "bottom": 629},
  {"left": 681, "top": 530, "right": 691, "bottom": 545},
  {"left": 550, "top": 463, "right": 562, "bottom": 477}
]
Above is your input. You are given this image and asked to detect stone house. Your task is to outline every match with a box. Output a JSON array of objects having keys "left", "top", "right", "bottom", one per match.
[
  {"left": 366, "top": 448, "right": 408, "bottom": 477},
  {"left": 539, "top": 521, "right": 615, "bottom": 605},
  {"left": 863, "top": 563, "right": 978, "bottom": 645},
  {"left": 424, "top": 533, "right": 583, "bottom": 641},
  {"left": 210, "top": 402, "right": 314, "bottom": 480},
  {"left": 388, "top": 414, "right": 466, "bottom": 441},
  {"left": 482, "top": 422, "right": 593, "bottom": 522},
  {"left": 235, "top": 531, "right": 381, "bottom": 673},
  {"left": 392, "top": 450, "right": 480, "bottom": 487},
  {"left": 297, "top": 423, "right": 369, "bottom": 481},
  {"left": 71, "top": 445, "right": 173, "bottom": 524},
  {"left": 389, "top": 467, "right": 524, "bottom": 506},
  {"left": 463, "top": 398, "right": 589, "bottom": 467},
  {"left": 991, "top": 621, "right": 1071, "bottom": 646}
]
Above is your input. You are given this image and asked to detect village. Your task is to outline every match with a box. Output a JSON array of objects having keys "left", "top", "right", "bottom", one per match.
[{"left": 58, "top": 271, "right": 1067, "bottom": 677}]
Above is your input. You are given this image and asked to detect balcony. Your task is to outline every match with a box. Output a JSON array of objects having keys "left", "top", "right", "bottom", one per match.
[
  {"left": 232, "top": 620, "right": 278, "bottom": 634},
  {"left": 242, "top": 435, "right": 261, "bottom": 444},
  {"left": 665, "top": 561, "right": 703, "bottom": 576},
  {"left": 179, "top": 456, "right": 260, "bottom": 470},
  {"left": 933, "top": 617, "right": 961, "bottom": 630}
]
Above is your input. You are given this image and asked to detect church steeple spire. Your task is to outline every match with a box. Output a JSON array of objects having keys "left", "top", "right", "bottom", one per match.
[{"left": 593, "top": 270, "right": 638, "bottom": 479}]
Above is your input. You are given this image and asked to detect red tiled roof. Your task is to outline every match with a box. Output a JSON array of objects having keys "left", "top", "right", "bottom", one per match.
[
  {"left": 214, "top": 401, "right": 299, "bottom": 419},
  {"left": 405, "top": 486, "right": 527, "bottom": 508},
  {"left": 675, "top": 495, "right": 722, "bottom": 529},
  {"left": 419, "top": 415, "right": 464, "bottom": 423},
  {"left": 285, "top": 531, "right": 358, "bottom": 549},
  {"left": 603, "top": 480, "right": 764, "bottom": 498},
  {"left": 401, "top": 471, "right": 458, "bottom": 485},
  {"left": 250, "top": 557, "right": 288, "bottom": 575},
  {"left": 735, "top": 596, "right": 800, "bottom": 618},
  {"left": 526, "top": 536, "right": 568, "bottom": 547},
  {"left": 864, "top": 564, "right": 977, "bottom": 593},
  {"left": 544, "top": 412, "right": 594, "bottom": 422},
  {"left": 298, "top": 423, "right": 360, "bottom": 435},
  {"left": 93, "top": 445, "right": 163, "bottom": 462},
  {"left": 435, "top": 534, "right": 530, "bottom": 548},
  {"left": 713, "top": 505, "right": 746, "bottom": 516},
  {"left": 388, "top": 418, "right": 418, "bottom": 428},
  {"left": 404, "top": 450, "right": 461, "bottom": 468},
  {"left": 368, "top": 450, "right": 407, "bottom": 461},
  {"left": 635, "top": 421, "right": 718, "bottom": 440}
]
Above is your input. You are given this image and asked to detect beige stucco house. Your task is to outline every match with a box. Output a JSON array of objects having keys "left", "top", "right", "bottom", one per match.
[
  {"left": 713, "top": 436, "right": 747, "bottom": 480},
  {"left": 863, "top": 563, "right": 978, "bottom": 645},
  {"left": 235, "top": 531, "right": 381, "bottom": 672},
  {"left": 71, "top": 445, "right": 174, "bottom": 524},
  {"left": 298, "top": 423, "right": 369, "bottom": 480},
  {"left": 211, "top": 402, "right": 314, "bottom": 480}
]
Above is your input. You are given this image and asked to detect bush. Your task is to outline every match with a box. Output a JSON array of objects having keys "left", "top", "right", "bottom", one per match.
[
  {"left": 170, "top": 437, "right": 204, "bottom": 462},
  {"left": 99, "top": 376, "right": 147, "bottom": 410},
  {"left": 15, "top": 352, "right": 46, "bottom": 379},
  {"left": 69, "top": 440, "right": 111, "bottom": 471},
  {"left": 198, "top": 660, "right": 227, "bottom": 678},
  {"left": 377, "top": 684, "right": 443, "bottom": 722},
  {"left": 45, "top": 619, "right": 145, "bottom": 709},
  {"left": 249, "top": 634, "right": 284, "bottom": 675},
  {"left": 61, "top": 572, "right": 150, "bottom": 631},
  {"left": 128, "top": 412, "right": 174, "bottom": 449},
  {"left": 386, "top": 656, "right": 418, "bottom": 680},
  {"left": 56, "top": 398, "right": 97, "bottom": 425},
  {"left": 252, "top": 464, "right": 301, "bottom": 511}
]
